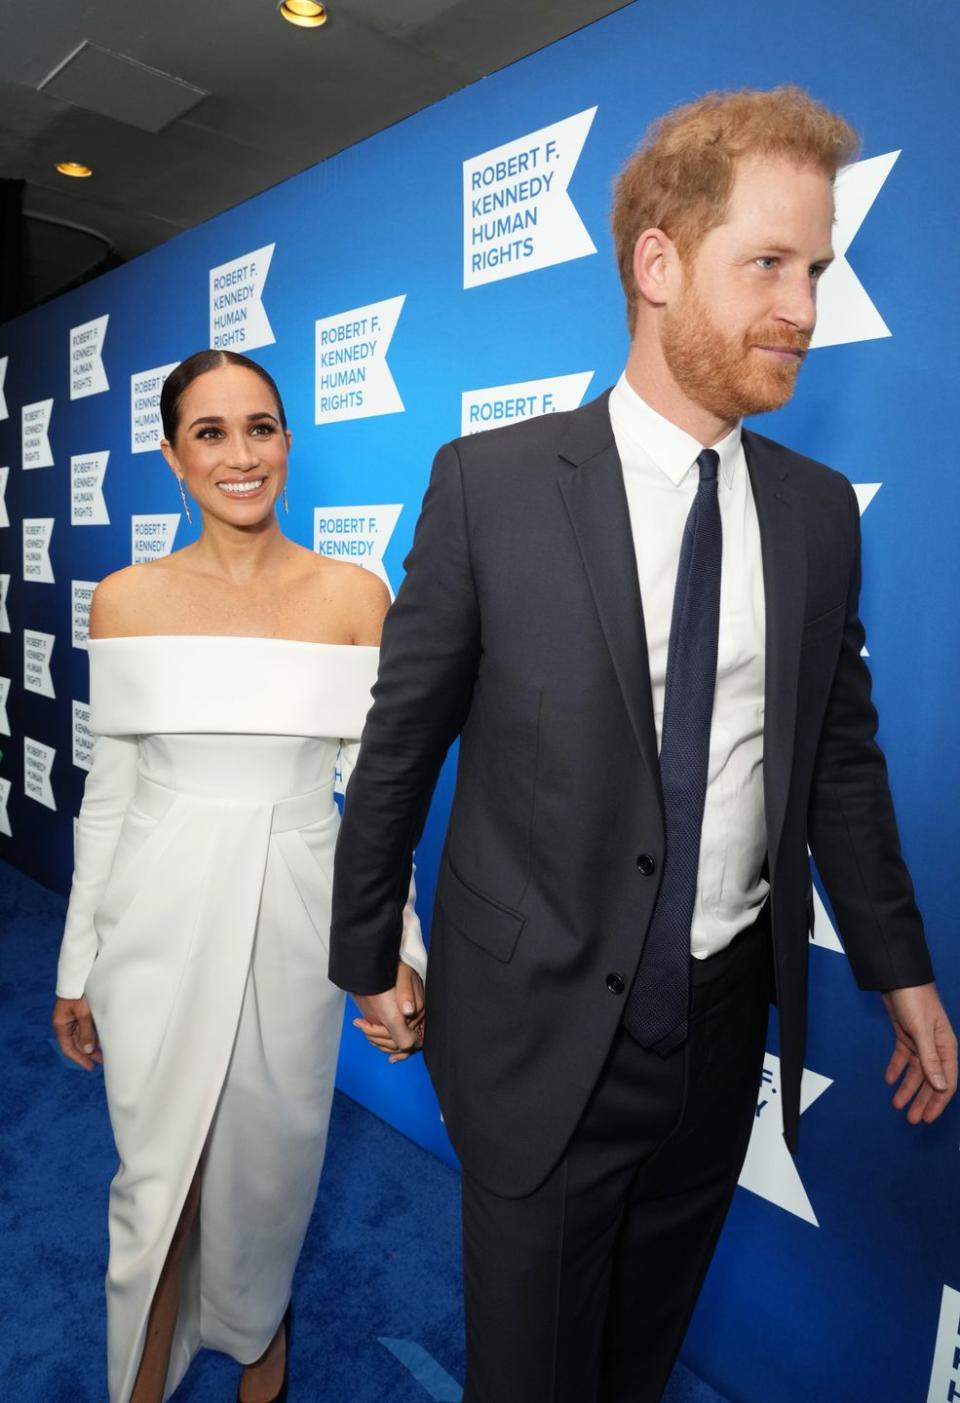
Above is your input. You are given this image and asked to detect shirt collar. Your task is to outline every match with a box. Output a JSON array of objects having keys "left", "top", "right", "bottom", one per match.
[{"left": 610, "top": 372, "right": 741, "bottom": 489}]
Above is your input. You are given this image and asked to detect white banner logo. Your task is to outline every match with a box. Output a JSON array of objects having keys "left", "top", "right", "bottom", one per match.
[
  {"left": 24, "top": 630, "right": 56, "bottom": 697},
  {"left": 0, "top": 574, "right": 9, "bottom": 632},
  {"left": 22, "top": 399, "right": 53, "bottom": 469},
  {"left": 22, "top": 518, "right": 54, "bottom": 583},
  {"left": 132, "top": 514, "right": 180, "bottom": 563},
  {"left": 72, "top": 580, "right": 98, "bottom": 649},
  {"left": 0, "top": 465, "right": 8, "bottom": 528},
  {"left": 73, "top": 700, "right": 94, "bottom": 771},
  {"left": 210, "top": 244, "right": 276, "bottom": 352},
  {"left": 313, "top": 504, "right": 402, "bottom": 595},
  {"left": 464, "top": 108, "right": 597, "bottom": 288},
  {"left": 0, "top": 675, "right": 9, "bottom": 736},
  {"left": 809, "top": 878, "right": 844, "bottom": 954},
  {"left": 853, "top": 482, "right": 882, "bottom": 517},
  {"left": 131, "top": 364, "right": 178, "bottom": 454},
  {"left": 315, "top": 296, "right": 406, "bottom": 425},
  {"left": 854, "top": 484, "right": 881, "bottom": 658},
  {"left": 0, "top": 776, "right": 10, "bottom": 836},
  {"left": 927, "top": 1283, "right": 960, "bottom": 1403},
  {"left": 71, "top": 451, "right": 110, "bottom": 525},
  {"left": 812, "top": 151, "right": 899, "bottom": 349},
  {"left": 70, "top": 314, "right": 110, "bottom": 399},
  {"left": 461, "top": 371, "right": 594, "bottom": 436},
  {"left": 0, "top": 355, "right": 8, "bottom": 420},
  {"left": 738, "top": 1054, "right": 833, "bottom": 1225},
  {"left": 24, "top": 736, "right": 56, "bottom": 810}
]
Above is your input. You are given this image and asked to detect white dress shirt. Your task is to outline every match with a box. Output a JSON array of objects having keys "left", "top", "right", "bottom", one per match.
[{"left": 608, "top": 373, "right": 769, "bottom": 958}]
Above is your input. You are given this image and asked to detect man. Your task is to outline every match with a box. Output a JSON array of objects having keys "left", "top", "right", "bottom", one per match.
[{"left": 330, "top": 87, "right": 957, "bottom": 1401}]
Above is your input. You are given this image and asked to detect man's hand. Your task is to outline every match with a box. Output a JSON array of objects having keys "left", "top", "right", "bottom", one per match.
[
  {"left": 52, "top": 995, "right": 102, "bottom": 1071},
  {"left": 352, "top": 961, "right": 425, "bottom": 1064},
  {"left": 881, "top": 983, "right": 957, "bottom": 1124}
]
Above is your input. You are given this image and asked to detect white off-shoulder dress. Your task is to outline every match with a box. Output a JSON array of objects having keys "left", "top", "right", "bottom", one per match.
[{"left": 56, "top": 636, "right": 426, "bottom": 1403}]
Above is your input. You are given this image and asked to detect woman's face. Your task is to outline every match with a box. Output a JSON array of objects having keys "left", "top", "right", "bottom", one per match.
[{"left": 161, "top": 364, "right": 292, "bottom": 528}]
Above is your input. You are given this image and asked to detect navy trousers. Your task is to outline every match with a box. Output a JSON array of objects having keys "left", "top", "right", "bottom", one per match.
[{"left": 461, "top": 908, "right": 773, "bottom": 1403}]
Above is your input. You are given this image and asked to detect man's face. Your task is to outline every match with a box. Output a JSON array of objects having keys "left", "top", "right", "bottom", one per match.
[{"left": 661, "top": 155, "right": 836, "bottom": 422}]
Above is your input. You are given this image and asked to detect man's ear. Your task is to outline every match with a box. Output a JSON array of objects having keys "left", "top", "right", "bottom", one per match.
[{"left": 632, "top": 227, "right": 678, "bottom": 308}]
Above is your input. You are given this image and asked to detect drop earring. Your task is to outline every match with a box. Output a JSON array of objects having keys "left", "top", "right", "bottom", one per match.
[
  {"left": 178, "top": 476, "right": 193, "bottom": 526},
  {"left": 282, "top": 486, "right": 289, "bottom": 514}
]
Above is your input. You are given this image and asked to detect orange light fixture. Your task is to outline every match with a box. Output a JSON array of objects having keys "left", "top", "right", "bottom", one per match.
[
  {"left": 56, "top": 161, "right": 93, "bottom": 178},
  {"left": 279, "top": 1, "right": 328, "bottom": 27}
]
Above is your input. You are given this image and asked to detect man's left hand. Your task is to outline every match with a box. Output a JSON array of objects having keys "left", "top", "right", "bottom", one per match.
[{"left": 881, "top": 983, "right": 957, "bottom": 1124}]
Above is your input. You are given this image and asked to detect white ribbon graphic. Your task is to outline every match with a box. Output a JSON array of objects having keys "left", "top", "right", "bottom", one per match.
[
  {"left": 24, "top": 630, "right": 55, "bottom": 698},
  {"left": 23, "top": 737, "right": 57, "bottom": 811},
  {"left": 72, "top": 580, "right": 98, "bottom": 649},
  {"left": 812, "top": 151, "right": 900, "bottom": 349},
  {"left": 71, "top": 451, "right": 110, "bottom": 526},
  {"left": 461, "top": 371, "right": 594, "bottom": 435},
  {"left": 315, "top": 296, "right": 406, "bottom": 425},
  {"left": 313, "top": 504, "right": 403, "bottom": 596},
  {"left": 738, "top": 1054, "right": 832, "bottom": 1225},
  {"left": 22, "top": 399, "right": 53, "bottom": 469},
  {"left": 73, "top": 700, "right": 94, "bottom": 771},
  {"left": 464, "top": 108, "right": 597, "bottom": 288},
  {"left": 210, "top": 244, "right": 276, "bottom": 352},
  {"left": 132, "top": 514, "right": 180, "bottom": 564},
  {"left": 22, "top": 518, "right": 54, "bottom": 584},
  {"left": 131, "top": 364, "right": 179, "bottom": 454},
  {"left": 70, "top": 315, "right": 110, "bottom": 399}
]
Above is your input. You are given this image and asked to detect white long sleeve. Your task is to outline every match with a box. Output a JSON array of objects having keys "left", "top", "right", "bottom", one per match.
[
  {"left": 56, "top": 734, "right": 139, "bottom": 999},
  {"left": 338, "top": 738, "right": 428, "bottom": 982}
]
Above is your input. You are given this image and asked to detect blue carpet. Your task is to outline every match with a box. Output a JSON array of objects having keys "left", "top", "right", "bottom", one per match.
[{"left": 0, "top": 858, "right": 728, "bottom": 1402}]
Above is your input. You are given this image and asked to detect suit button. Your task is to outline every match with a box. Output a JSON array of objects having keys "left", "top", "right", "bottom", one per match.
[
  {"left": 606, "top": 972, "right": 625, "bottom": 995},
  {"left": 636, "top": 853, "right": 656, "bottom": 876}
]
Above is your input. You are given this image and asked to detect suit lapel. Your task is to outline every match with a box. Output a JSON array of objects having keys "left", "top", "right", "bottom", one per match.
[
  {"left": 557, "top": 392, "right": 664, "bottom": 812},
  {"left": 744, "top": 428, "right": 806, "bottom": 872}
]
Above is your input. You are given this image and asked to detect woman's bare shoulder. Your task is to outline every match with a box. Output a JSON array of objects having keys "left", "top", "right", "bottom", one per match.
[
  {"left": 298, "top": 551, "right": 390, "bottom": 644},
  {"left": 89, "top": 559, "right": 179, "bottom": 638}
]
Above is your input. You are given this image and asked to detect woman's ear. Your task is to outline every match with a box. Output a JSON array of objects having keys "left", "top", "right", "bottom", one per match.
[{"left": 160, "top": 439, "right": 180, "bottom": 477}]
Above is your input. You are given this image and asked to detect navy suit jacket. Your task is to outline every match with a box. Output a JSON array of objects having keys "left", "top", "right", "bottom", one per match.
[{"left": 330, "top": 389, "right": 933, "bottom": 1198}]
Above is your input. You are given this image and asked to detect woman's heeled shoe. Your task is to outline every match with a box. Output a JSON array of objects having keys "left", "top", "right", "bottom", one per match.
[{"left": 237, "top": 1300, "right": 293, "bottom": 1403}]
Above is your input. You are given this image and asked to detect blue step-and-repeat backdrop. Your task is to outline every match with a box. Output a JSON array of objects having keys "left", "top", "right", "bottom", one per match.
[{"left": 1, "top": 2, "right": 957, "bottom": 1398}]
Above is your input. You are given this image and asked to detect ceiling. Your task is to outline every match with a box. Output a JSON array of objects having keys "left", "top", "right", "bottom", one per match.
[{"left": 0, "top": 0, "right": 631, "bottom": 312}]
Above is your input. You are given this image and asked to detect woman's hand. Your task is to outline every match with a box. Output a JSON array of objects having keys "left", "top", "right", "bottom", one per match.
[
  {"left": 52, "top": 995, "right": 102, "bottom": 1070},
  {"left": 353, "top": 961, "right": 425, "bottom": 1064}
]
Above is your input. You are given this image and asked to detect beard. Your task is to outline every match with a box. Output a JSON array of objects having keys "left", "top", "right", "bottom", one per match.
[{"left": 662, "top": 283, "right": 811, "bottom": 423}]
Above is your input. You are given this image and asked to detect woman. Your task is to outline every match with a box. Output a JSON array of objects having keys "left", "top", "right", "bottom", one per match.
[{"left": 51, "top": 349, "right": 426, "bottom": 1403}]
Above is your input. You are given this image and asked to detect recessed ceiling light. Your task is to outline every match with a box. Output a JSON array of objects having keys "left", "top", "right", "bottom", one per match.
[
  {"left": 56, "top": 161, "right": 93, "bottom": 178},
  {"left": 279, "top": 1, "right": 328, "bottom": 27}
]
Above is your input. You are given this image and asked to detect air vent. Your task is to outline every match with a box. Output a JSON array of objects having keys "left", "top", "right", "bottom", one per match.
[{"left": 38, "top": 42, "right": 208, "bottom": 135}]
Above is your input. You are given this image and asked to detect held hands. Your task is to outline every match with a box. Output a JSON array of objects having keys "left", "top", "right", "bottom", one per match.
[
  {"left": 52, "top": 995, "right": 102, "bottom": 1071},
  {"left": 881, "top": 983, "right": 957, "bottom": 1125},
  {"left": 352, "top": 961, "right": 425, "bottom": 1065}
]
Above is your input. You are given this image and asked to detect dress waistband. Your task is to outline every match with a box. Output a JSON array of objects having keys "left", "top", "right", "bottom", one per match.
[{"left": 133, "top": 772, "right": 336, "bottom": 834}]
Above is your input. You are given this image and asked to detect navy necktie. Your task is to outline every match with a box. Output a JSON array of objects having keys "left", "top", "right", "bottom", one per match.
[{"left": 623, "top": 448, "right": 722, "bottom": 1054}]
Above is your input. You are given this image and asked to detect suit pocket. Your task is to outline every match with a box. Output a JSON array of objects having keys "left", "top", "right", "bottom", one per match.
[
  {"left": 800, "top": 602, "right": 845, "bottom": 648},
  {"left": 437, "top": 858, "right": 526, "bottom": 963}
]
